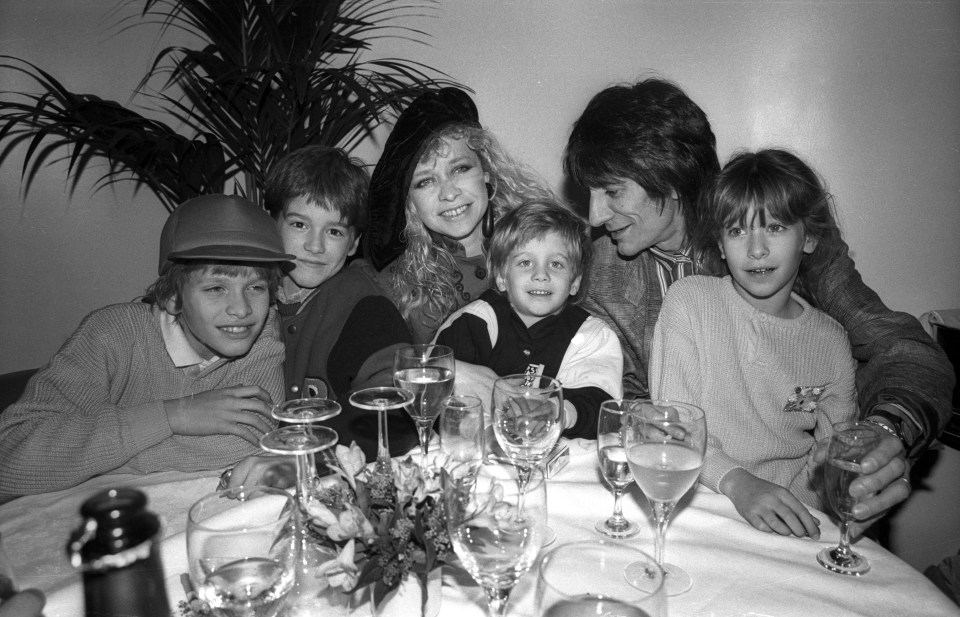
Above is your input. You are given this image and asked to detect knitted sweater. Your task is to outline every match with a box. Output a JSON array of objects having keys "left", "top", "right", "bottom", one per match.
[
  {"left": 0, "top": 302, "right": 285, "bottom": 501},
  {"left": 650, "top": 276, "right": 857, "bottom": 509}
]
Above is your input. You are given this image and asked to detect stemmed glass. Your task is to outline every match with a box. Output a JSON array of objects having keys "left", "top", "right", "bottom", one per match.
[
  {"left": 491, "top": 374, "right": 563, "bottom": 499},
  {"left": 623, "top": 399, "right": 706, "bottom": 596},
  {"left": 595, "top": 399, "right": 641, "bottom": 539},
  {"left": 260, "top": 399, "right": 340, "bottom": 516},
  {"left": 536, "top": 539, "right": 666, "bottom": 617},
  {"left": 817, "top": 421, "right": 882, "bottom": 576},
  {"left": 443, "top": 460, "right": 546, "bottom": 617},
  {"left": 187, "top": 486, "right": 298, "bottom": 617},
  {"left": 348, "top": 387, "right": 414, "bottom": 478},
  {"left": 393, "top": 344, "right": 456, "bottom": 471}
]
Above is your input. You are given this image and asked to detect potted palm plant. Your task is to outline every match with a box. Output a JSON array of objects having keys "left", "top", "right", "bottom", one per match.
[{"left": 0, "top": 0, "right": 464, "bottom": 211}]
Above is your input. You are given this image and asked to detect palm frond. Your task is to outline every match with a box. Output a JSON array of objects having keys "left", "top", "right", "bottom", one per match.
[{"left": 0, "top": 0, "right": 467, "bottom": 209}]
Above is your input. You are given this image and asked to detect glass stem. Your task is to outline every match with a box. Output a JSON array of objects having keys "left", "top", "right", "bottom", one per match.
[
  {"left": 294, "top": 453, "right": 311, "bottom": 513},
  {"left": 835, "top": 519, "right": 854, "bottom": 563},
  {"left": 609, "top": 488, "right": 626, "bottom": 524},
  {"left": 376, "top": 408, "right": 391, "bottom": 469},
  {"left": 651, "top": 500, "right": 676, "bottom": 566},
  {"left": 516, "top": 465, "right": 532, "bottom": 514},
  {"left": 416, "top": 421, "right": 431, "bottom": 471},
  {"left": 484, "top": 586, "right": 512, "bottom": 617}
]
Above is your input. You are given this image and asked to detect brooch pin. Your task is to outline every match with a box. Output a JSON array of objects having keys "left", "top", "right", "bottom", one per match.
[{"left": 784, "top": 384, "right": 827, "bottom": 413}]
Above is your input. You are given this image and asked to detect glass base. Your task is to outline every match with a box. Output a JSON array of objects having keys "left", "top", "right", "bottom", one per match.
[
  {"left": 595, "top": 516, "right": 640, "bottom": 539},
  {"left": 817, "top": 546, "right": 870, "bottom": 576},
  {"left": 648, "top": 563, "right": 691, "bottom": 596}
]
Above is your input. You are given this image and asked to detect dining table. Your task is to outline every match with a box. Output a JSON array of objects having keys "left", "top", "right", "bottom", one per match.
[{"left": 2, "top": 437, "right": 957, "bottom": 617}]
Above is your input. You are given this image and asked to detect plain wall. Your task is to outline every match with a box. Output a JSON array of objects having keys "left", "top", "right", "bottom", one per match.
[{"left": 1, "top": 0, "right": 958, "bottom": 571}]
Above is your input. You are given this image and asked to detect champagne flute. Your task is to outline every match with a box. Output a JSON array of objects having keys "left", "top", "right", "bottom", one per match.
[
  {"left": 595, "top": 399, "right": 641, "bottom": 539},
  {"left": 187, "top": 486, "right": 298, "bottom": 617},
  {"left": 348, "top": 386, "right": 414, "bottom": 478},
  {"left": 536, "top": 539, "right": 666, "bottom": 617},
  {"left": 817, "top": 421, "right": 882, "bottom": 576},
  {"left": 393, "top": 344, "right": 456, "bottom": 471},
  {"left": 443, "top": 460, "right": 546, "bottom": 617},
  {"left": 623, "top": 399, "right": 706, "bottom": 596}
]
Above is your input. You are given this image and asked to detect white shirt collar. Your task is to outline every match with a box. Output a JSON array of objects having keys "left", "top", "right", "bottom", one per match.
[{"left": 158, "top": 307, "right": 222, "bottom": 369}]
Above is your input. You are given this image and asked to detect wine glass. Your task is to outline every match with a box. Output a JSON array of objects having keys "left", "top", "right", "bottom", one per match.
[
  {"left": 623, "top": 399, "right": 706, "bottom": 596},
  {"left": 595, "top": 399, "right": 641, "bottom": 539},
  {"left": 187, "top": 486, "right": 298, "bottom": 617},
  {"left": 393, "top": 344, "right": 456, "bottom": 471},
  {"left": 439, "top": 394, "right": 485, "bottom": 470},
  {"left": 443, "top": 460, "right": 546, "bottom": 617},
  {"left": 260, "top": 423, "right": 338, "bottom": 517},
  {"left": 273, "top": 397, "right": 343, "bottom": 476},
  {"left": 536, "top": 539, "right": 666, "bottom": 617},
  {"left": 817, "top": 421, "right": 882, "bottom": 576},
  {"left": 348, "top": 387, "right": 415, "bottom": 478},
  {"left": 490, "top": 373, "right": 563, "bottom": 498}
]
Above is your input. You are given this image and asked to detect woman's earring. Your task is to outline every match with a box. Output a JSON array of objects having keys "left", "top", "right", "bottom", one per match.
[{"left": 483, "top": 183, "right": 496, "bottom": 238}]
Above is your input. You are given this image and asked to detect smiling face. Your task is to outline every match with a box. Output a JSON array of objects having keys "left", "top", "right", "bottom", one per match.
[
  {"left": 170, "top": 266, "right": 272, "bottom": 359},
  {"left": 588, "top": 178, "right": 686, "bottom": 256},
  {"left": 495, "top": 231, "right": 582, "bottom": 328},
  {"left": 278, "top": 195, "right": 359, "bottom": 294},
  {"left": 407, "top": 136, "right": 490, "bottom": 257},
  {"left": 720, "top": 207, "right": 817, "bottom": 318}
]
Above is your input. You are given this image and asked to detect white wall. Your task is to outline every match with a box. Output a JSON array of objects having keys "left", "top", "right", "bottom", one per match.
[{"left": 2, "top": 0, "right": 959, "bottom": 569}]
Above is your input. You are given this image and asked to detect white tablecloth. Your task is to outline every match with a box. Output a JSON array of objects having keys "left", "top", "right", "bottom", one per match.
[{"left": 3, "top": 439, "right": 957, "bottom": 617}]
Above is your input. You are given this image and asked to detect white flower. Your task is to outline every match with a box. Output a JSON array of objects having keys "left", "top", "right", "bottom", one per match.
[{"left": 316, "top": 539, "right": 360, "bottom": 591}]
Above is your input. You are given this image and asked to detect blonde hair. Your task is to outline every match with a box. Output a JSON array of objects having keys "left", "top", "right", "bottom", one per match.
[{"left": 390, "top": 124, "right": 556, "bottom": 334}]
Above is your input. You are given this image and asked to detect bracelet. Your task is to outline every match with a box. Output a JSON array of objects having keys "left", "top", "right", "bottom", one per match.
[{"left": 863, "top": 418, "right": 901, "bottom": 442}]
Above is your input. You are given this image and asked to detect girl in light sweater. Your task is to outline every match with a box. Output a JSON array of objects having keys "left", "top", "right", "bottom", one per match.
[{"left": 649, "top": 149, "right": 856, "bottom": 539}]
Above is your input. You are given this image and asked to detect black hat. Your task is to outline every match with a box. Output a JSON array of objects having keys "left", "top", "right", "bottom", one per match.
[
  {"left": 159, "top": 194, "right": 294, "bottom": 274},
  {"left": 366, "top": 87, "right": 480, "bottom": 271}
]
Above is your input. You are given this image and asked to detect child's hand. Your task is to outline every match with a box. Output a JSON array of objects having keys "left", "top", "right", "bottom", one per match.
[
  {"left": 164, "top": 385, "right": 275, "bottom": 446},
  {"left": 221, "top": 454, "right": 296, "bottom": 489},
  {"left": 720, "top": 468, "right": 821, "bottom": 539}
]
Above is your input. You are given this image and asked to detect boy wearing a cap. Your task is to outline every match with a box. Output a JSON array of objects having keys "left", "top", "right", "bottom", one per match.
[
  {"left": 0, "top": 195, "right": 291, "bottom": 502},
  {"left": 264, "top": 146, "right": 419, "bottom": 461}
]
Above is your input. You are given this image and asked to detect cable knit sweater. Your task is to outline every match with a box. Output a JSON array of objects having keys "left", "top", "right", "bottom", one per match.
[
  {"left": 650, "top": 276, "right": 857, "bottom": 509},
  {"left": 0, "top": 302, "right": 285, "bottom": 502}
]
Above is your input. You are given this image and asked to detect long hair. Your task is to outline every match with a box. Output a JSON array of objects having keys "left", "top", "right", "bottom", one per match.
[
  {"left": 565, "top": 78, "right": 720, "bottom": 224},
  {"left": 694, "top": 149, "right": 844, "bottom": 303},
  {"left": 488, "top": 199, "right": 592, "bottom": 304},
  {"left": 391, "top": 123, "right": 556, "bottom": 332}
]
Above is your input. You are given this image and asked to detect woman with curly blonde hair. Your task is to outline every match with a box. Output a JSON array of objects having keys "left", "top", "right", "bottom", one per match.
[{"left": 366, "top": 87, "right": 555, "bottom": 343}]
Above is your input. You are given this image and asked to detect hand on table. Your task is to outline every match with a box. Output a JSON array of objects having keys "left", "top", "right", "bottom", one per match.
[
  {"left": 720, "top": 468, "right": 821, "bottom": 539},
  {"left": 813, "top": 433, "right": 908, "bottom": 538},
  {"left": 0, "top": 590, "right": 45, "bottom": 617},
  {"left": 164, "top": 385, "right": 276, "bottom": 446},
  {"left": 220, "top": 454, "right": 296, "bottom": 490}
]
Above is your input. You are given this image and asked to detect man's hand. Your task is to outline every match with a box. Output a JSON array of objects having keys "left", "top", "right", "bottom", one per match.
[
  {"left": 164, "top": 385, "right": 275, "bottom": 446},
  {"left": 720, "top": 468, "right": 822, "bottom": 539},
  {"left": 812, "top": 433, "right": 908, "bottom": 538}
]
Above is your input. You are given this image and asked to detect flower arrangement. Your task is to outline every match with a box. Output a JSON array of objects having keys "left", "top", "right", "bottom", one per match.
[{"left": 305, "top": 443, "right": 451, "bottom": 611}]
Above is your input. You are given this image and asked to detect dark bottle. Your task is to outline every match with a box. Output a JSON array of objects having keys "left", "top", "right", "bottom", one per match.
[{"left": 68, "top": 488, "right": 171, "bottom": 617}]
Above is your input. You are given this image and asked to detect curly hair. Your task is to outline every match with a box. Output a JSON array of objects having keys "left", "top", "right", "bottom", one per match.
[
  {"left": 693, "top": 149, "right": 845, "bottom": 304},
  {"left": 390, "top": 123, "right": 556, "bottom": 334}
]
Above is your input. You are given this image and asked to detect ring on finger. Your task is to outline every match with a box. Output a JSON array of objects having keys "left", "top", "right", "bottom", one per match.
[{"left": 219, "top": 468, "right": 234, "bottom": 489}]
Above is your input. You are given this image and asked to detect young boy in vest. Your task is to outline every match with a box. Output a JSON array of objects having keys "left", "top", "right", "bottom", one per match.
[
  {"left": 0, "top": 195, "right": 291, "bottom": 502},
  {"left": 265, "top": 146, "right": 418, "bottom": 460}
]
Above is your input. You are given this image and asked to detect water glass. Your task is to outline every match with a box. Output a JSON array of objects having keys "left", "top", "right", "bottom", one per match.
[
  {"left": 439, "top": 394, "right": 485, "bottom": 469},
  {"left": 536, "top": 539, "right": 666, "bottom": 617},
  {"left": 187, "top": 486, "right": 297, "bottom": 617}
]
